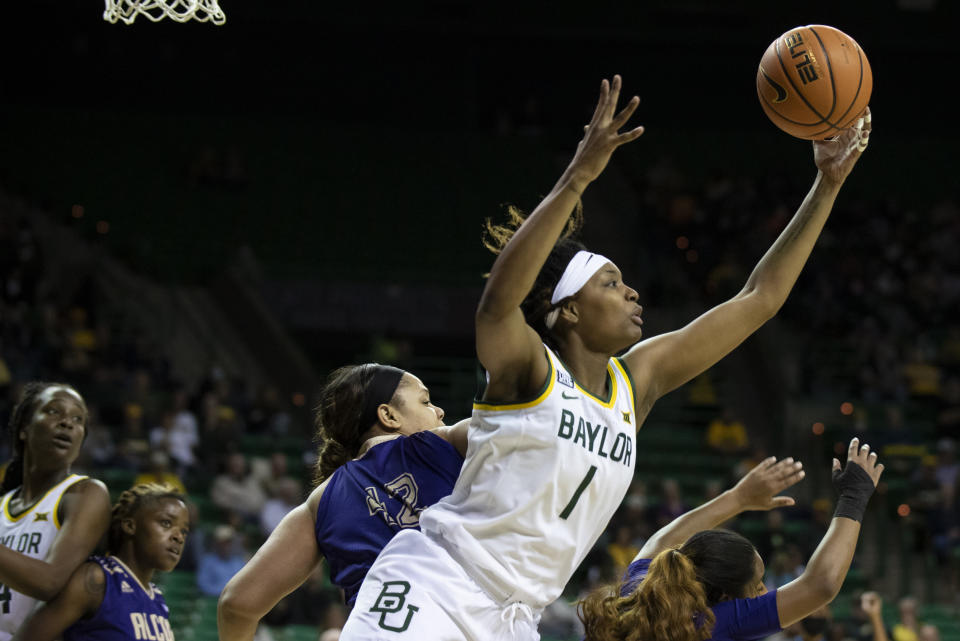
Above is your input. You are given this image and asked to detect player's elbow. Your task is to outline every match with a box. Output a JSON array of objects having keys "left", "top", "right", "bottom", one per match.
[
  {"left": 737, "top": 285, "right": 784, "bottom": 322},
  {"left": 800, "top": 571, "right": 843, "bottom": 606},
  {"left": 218, "top": 576, "right": 264, "bottom": 622},
  {"left": 32, "top": 574, "right": 67, "bottom": 602}
]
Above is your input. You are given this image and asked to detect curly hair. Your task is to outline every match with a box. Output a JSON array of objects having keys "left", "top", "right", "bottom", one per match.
[
  {"left": 107, "top": 483, "right": 186, "bottom": 554},
  {"left": 579, "top": 548, "right": 714, "bottom": 641},
  {"left": 482, "top": 203, "right": 586, "bottom": 344},
  {"left": 578, "top": 529, "right": 759, "bottom": 641}
]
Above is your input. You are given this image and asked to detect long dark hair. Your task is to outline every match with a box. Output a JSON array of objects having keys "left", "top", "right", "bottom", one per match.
[
  {"left": 578, "top": 529, "right": 759, "bottom": 641},
  {"left": 311, "top": 364, "right": 404, "bottom": 485},
  {"left": 2, "top": 382, "right": 88, "bottom": 495},
  {"left": 482, "top": 203, "right": 586, "bottom": 345}
]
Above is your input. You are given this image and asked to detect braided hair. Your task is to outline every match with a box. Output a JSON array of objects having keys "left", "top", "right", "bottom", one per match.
[
  {"left": 1, "top": 382, "right": 87, "bottom": 495},
  {"left": 108, "top": 483, "right": 186, "bottom": 554}
]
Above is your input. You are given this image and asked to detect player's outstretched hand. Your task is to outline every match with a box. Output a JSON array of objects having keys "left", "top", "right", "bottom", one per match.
[
  {"left": 732, "top": 455, "right": 805, "bottom": 511},
  {"left": 833, "top": 436, "right": 884, "bottom": 487},
  {"left": 567, "top": 75, "right": 644, "bottom": 190},
  {"left": 813, "top": 106, "right": 871, "bottom": 186}
]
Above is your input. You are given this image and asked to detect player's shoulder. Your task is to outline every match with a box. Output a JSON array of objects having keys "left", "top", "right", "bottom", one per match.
[
  {"left": 64, "top": 476, "right": 110, "bottom": 498},
  {"left": 74, "top": 557, "right": 108, "bottom": 597}
]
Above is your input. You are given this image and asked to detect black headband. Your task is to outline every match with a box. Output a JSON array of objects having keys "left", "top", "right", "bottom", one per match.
[{"left": 358, "top": 364, "right": 406, "bottom": 431}]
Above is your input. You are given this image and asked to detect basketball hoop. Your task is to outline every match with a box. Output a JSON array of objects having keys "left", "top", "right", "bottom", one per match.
[{"left": 103, "top": 0, "right": 226, "bottom": 25}]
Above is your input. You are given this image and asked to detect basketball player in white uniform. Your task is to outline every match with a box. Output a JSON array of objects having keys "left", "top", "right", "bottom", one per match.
[
  {"left": 342, "top": 74, "right": 869, "bottom": 640},
  {"left": 0, "top": 383, "right": 111, "bottom": 640}
]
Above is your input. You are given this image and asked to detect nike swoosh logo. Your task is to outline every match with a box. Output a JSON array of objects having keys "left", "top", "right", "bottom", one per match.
[
  {"left": 759, "top": 67, "right": 788, "bottom": 103},
  {"left": 561, "top": 392, "right": 579, "bottom": 400}
]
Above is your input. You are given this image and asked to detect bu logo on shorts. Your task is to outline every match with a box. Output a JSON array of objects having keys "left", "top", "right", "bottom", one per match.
[{"left": 370, "top": 581, "right": 419, "bottom": 632}]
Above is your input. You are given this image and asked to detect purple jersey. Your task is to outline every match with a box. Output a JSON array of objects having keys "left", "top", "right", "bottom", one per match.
[
  {"left": 63, "top": 555, "right": 174, "bottom": 641},
  {"left": 623, "top": 559, "right": 781, "bottom": 641},
  {"left": 315, "top": 431, "right": 463, "bottom": 605}
]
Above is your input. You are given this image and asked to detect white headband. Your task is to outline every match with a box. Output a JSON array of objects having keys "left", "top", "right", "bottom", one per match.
[{"left": 544, "top": 250, "right": 610, "bottom": 329}]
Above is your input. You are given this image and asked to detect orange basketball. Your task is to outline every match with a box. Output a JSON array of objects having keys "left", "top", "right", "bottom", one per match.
[{"left": 757, "top": 25, "right": 872, "bottom": 140}]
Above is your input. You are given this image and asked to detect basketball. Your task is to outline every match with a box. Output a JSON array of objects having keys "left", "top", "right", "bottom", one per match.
[{"left": 757, "top": 25, "right": 872, "bottom": 140}]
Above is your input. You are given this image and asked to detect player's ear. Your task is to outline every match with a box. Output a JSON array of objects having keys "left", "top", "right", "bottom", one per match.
[
  {"left": 121, "top": 517, "right": 136, "bottom": 537},
  {"left": 376, "top": 404, "right": 402, "bottom": 432},
  {"left": 557, "top": 299, "right": 580, "bottom": 326}
]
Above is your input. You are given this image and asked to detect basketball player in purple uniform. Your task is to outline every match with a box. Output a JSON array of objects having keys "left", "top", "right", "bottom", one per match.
[
  {"left": 217, "top": 364, "right": 468, "bottom": 640},
  {"left": 579, "top": 438, "right": 883, "bottom": 641},
  {"left": 0, "top": 382, "right": 111, "bottom": 640},
  {"left": 13, "top": 483, "right": 189, "bottom": 641}
]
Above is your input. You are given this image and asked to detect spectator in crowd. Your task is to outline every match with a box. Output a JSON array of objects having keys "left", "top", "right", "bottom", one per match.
[
  {"left": 150, "top": 403, "right": 199, "bottom": 479},
  {"left": 755, "top": 508, "right": 788, "bottom": 563},
  {"left": 652, "top": 478, "right": 687, "bottom": 529},
  {"left": 114, "top": 402, "right": 151, "bottom": 470},
  {"left": 606, "top": 523, "right": 640, "bottom": 578},
  {"left": 934, "top": 438, "right": 959, "bottom": 507},
  {"left": 706, "top": 406, "right": 750, "bottom": 456},
  {"left": 210, "top": 452, "right": 267, "bottom": 523},
  {"left": 197, "top": 524, "right": 247, "bottom": 597},
  {"left": 133, "top": 450, "right": 187, "bottom": 496},
  {"left": 891, "top": 596, "right": 921, "bottom": 641},
  {"left": 253, "top": 451, "right": 296, "bottom": 499},
  {"left": 259, "top": 477, "right": 302, "bottom": 537}
]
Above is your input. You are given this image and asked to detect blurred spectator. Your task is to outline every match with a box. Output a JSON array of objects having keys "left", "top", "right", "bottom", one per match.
[
  {"left": 891, "top": 597, "right": 921, "bottom": 641},
  {"left": 860, "top": 591, "right": 892, "bottom": 641},
  {"left": 259, "top": 477, "right": 302, "bottom": 536},
  {"left": 919, "top": 624, "right": 940, "bottom": 641},
  {"left": 756, "top": 509, "right": 788, "bottom": 563},
  {"left": 933, "top": 438, "right": 959, "bottom": 507},
  {"left": 151, "top": 389, "right": 200, "bottom": 475},
  {"left": 841, "top": 590, "right": 888, "bottom": 641},
  {"left": 765, "top": 547, "right": 801, "bottom": 592},
  {"left": 652, "top": 478, "right": 687, "bottom": 529},
  {"left": 253, "top": 451, "right": 297, "bottom": 499},
  {"left": 133, "top": 450, "right": 187, "bottom": 495},
  {"left": 210, "top": 452, "right": 267, "bottom": 522},
  {"left": 606, "top": 524, "right": 639, "bottom": 578},
  {"left": 197, "top": 524, "right": 247, "bottom": 597},
  {"left": 246, "top": 385, "right": 292, "bottom": 436},
  {"left": 705, "top": 407, "right": 749, "bottom": 456},
  {"left": 114, "top": 402, "right": 151, "bottom": 470},
  {"left": 75, "top": 404, "right": 116, "bottom": 469}
]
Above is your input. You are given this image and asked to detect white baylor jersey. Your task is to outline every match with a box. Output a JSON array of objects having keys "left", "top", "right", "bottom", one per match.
[
  {"left": 420, "top": 345, "right": 637, "bottom": 609},
  {"left": 0, "top": 474, "right": 88, "bottom": 640}
]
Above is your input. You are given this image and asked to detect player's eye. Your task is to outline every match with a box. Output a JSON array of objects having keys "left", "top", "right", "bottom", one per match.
[{"left": 161, "top": 520, "right": 171, "bottom": 527}]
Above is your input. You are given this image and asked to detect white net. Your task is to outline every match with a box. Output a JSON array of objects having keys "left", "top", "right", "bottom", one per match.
[{"left": 103, "top": 0, "right": 226, "bottom": 25}]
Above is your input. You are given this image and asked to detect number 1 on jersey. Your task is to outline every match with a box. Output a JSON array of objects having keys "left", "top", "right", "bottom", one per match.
[{"left": 559, "top": 465, "right": 597, "bottom": 520}]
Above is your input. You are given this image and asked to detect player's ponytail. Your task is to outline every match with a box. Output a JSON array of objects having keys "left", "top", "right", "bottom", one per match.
[
  {"left": 579, "top": 548, "right": 714, "bottom": 641},
  {"left": 312, "top": 364, "right": 404, "bottom": 485},
  {"left": 482, "top": 204, "right": 587, "bottom": 344}
]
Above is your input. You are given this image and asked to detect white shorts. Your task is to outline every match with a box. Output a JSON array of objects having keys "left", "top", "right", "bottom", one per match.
[{"left": 341, "top": 529, "right": 541, "bottom": 641}]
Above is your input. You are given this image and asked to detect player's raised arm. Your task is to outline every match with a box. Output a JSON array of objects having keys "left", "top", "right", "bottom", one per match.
[
  {"left": 623, "top": 109, "right": 871, "bottom": 405},
  {"left": 476, "top": 75, "right": 643, "bottom": 402},
  {"left": 637, "top": 456, "right": 804, "bottom": 559},
  {"left": 776, "top": 436, "right": 883, "bottom": 627}
]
